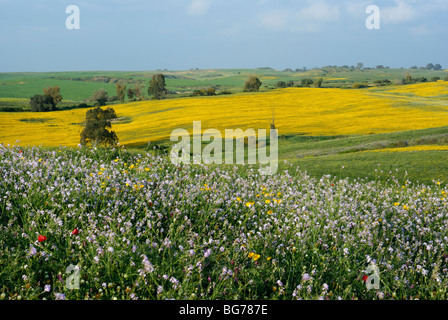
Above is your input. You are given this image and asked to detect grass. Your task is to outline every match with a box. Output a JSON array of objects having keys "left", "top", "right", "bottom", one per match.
[
  {"left": 1, "top": 68, "right": 446, "bottom": 102},
  {"left": 1, "top": 69, "right": 448, "bottom": 300},
  {"left": 1, "top": 145, "right": 448, "bottom": 300}
]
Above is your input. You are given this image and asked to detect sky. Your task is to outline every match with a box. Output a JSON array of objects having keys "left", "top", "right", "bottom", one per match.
[{"left": 0, "top": 0, "right": 447, "bottom": 72}]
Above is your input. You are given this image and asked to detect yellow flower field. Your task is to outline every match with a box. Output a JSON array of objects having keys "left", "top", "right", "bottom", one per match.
[
  {"left": 385, "top": 81, "right": 448, "bottom": 98},
  {"left": 363, "top": 145, "right": 448, "bottom": 153},
  {"left": 1, "top": 82, "right": 448, "bottom": 147}
]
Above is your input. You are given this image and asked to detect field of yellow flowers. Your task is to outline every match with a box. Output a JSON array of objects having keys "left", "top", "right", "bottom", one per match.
[{"left": 1, "top": 82, "right": 447, "bottom": 148}]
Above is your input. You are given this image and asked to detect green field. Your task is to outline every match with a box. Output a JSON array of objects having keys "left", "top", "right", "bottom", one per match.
[{"left": 1, "top": 67, "right": 446, "bottom": 107}]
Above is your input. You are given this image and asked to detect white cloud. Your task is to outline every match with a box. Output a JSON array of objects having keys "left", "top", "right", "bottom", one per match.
[
  {"left": 298, "top": 2, "right": 340, "bottom": 22},
  {"left": 187, "top": 0, "right": 211, "bottom": 16},
  {"left": 259, "top": 1, "right": 339, "bottom": 33},
  {"left": 381, "top": 0, "right": 416, "bottom": 24}
]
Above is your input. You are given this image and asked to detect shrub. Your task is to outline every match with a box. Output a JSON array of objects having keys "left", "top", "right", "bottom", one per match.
[
  {"left": 43, "top": 86, "right": 63, "bottom": 108},
  {"left": 243, "top": 76, "right": 262, "bottom": 92},
  {"left": 301, "top": 78, "right": 314, "bottom": 87},
  {"left": 90, "top": 89, "right": 109, "bottom": 106},
  {"left": 276, "top": 81, "right": 286, "bottom": 88},
  {"left": 374, "top": 79, "right": 392, "bottom": 86},
  {"left": 206, "top": 88, "right": 216, "bottom": 96},
  {"left": 30, "top": 94, "right": 56, "bottom": 112},
  {"left": 352, "top": 83, "right": 367, "bottom": 89}
]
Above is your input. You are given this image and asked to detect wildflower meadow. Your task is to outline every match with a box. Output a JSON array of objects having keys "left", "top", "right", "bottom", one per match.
[{"left": 1, "top": 144, "right": 447, "bottom": 300}]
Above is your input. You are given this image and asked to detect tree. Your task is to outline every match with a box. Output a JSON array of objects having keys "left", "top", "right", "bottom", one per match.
[
  {"left": 426, "top": 63, "right": 434, "bottom": 70},
  {"left": 80, "top": 107, "right": 118, "bottom": 147},
  {"left": 30, "top": 94, "right": 55, "bottom": 112},
  {"left": 116, "top": 83, "right": 126, "bottom": 102},
  {"left": 43, "top": 86, "right": 63, "bottom": 108},
  {"left": 301, "top": 78, "right": 314, "bottom": 87},
  {"left": 286, "top": 80, "right": 295, "bottom": 87},
  {"left": 206, "top": 87, "right": 216, "bottom": 96},
  {"left": 148, "top": 74, "right": 167, "bottom": 99},
  {"left": 404, "top": 71, "right": 413, "bottom": 84},
  {"left": 243, "top": 76, "right": 262, "bottom": 92},
  {"left": 127, "top": 88, "right": 136, "bottom": 101},
  {"left": 91, "top": 89, "right": 108, "bottom": 106},
  {"left": 276, "top": 81, "right": 286, "bottom": 88},
  {"left": 315, "top": 78, "right": 323, "bottom": 88},
  {"left": 134, "top": 84, "right": 145, "bottom": 101},
  {"left": 434, "top": 64, "right": 442, "bottom": 71},
  {"left": 356, "top": 62, "right": 364, "bottom": 70}
]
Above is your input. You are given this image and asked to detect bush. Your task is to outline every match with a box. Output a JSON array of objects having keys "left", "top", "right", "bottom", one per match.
[
  {"left": 373, "top": 79, "right": 392, "bottom": 86},
  {"left": 206, "top": 88, "right": 216, "bottom": 96},
  {"left": 192, "top": 89, "right": 206, "bottom": 96},
  {"left": 90, "top": 89, "right": 109, "bottom": 106},
  {"left": 30, "top": 94, "right": 56, "bottom": 112},
  {"left": 352, "top": 83, "right": 367, "bottom": 89},
  {"left": 301, "top": 78, "right": 314, "bottom": 87},
  {"left": 286, "top": 80, "right": 295, "bottom": 87},
  {"left": 276, "top": 81, "right": 286, "bottom": 88},
  {"left": 243, "top": 76, "right": 262, "bottom": 92}
]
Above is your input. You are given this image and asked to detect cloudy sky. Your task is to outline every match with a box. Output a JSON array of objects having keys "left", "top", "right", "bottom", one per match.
[{"left": 0, "top": 0, "right": 447, "bottom": 72}]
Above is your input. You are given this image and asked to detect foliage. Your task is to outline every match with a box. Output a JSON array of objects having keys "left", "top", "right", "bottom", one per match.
[
  {"left": 276, "top": 81, "right": 286, "bottom": 88},
  {"left": 373, "top": 79, "right": 392, "bottom": 86},
  {"left": 127, "top": 88, "right": 136, "bottom": 101},
  {"left": 192, "top": 88, "right": 216, "bottom": 96},
  {"left": 243, "top": 76, "right": 262, "bottom": 92},
  {"left": 90, "top": 89, "right": 109, "bottom": 106},
  {"left": 301, "top": 78, "right": 314, "bottom": 87},
  {"left": 148, "top": 74, "right": 167, "bottom": 100},
  {"left": 30, "top": 94, "right": 56, "bottom": 112},
  {"left": 80, "top": 107, "right": 118, "bottom": 147},
  {"left": 116, "top": 83, "right": 127, "bottom": 102},
  {"left": 43, "top": 86, "right": 63, "bottom": 108}
]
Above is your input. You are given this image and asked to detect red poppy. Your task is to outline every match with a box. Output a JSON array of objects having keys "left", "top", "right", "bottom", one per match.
[
  {"left": 362, "top": 275, "right": 369, "bottom": 282},
  {"left": 38, "top": 235, "right": 47, "bottom": 242},
  {"left": 72, "top": 228, "right": 79, "bottom": 235}
]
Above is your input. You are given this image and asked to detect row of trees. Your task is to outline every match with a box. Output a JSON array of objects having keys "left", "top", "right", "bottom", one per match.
[
  {"left": 275, "top": 78, "right": 323, "bottom": 88},
  {"left": 88, "top": 74, "right": 167, "bottom": 107},
  {"left": 113, "top": 73, "right": 167, "bottom": 103},
  {"left": 402, "top": 72, "right": 443, "bottom": 85},
  {"left": 410, "top": 63, "right": 442, "bottom": 70}
]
